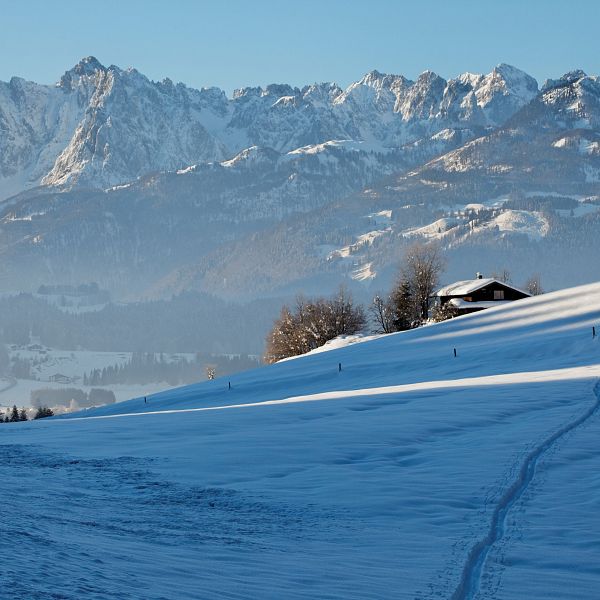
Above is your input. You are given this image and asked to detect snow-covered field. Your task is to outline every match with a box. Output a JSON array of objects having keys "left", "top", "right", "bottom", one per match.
[{"left": 2, "top": 283, "right": 600, "bottom": 599}]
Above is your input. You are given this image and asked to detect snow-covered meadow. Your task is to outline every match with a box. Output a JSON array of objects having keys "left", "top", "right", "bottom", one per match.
[{"left": 1, "top": 283, "right": 599, "bottom": 599}]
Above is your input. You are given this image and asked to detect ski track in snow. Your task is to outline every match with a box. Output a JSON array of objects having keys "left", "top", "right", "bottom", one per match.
[{"left": 451, "top": 380, "right": 600, "bottom": 600}]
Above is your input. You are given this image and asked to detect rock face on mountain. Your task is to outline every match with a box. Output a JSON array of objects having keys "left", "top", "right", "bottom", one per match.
[
  {"left": 41, "top": 58, "right": 229, "bottom": 189},
  {"left": 0, "top": 58, "right": 538, "bottom": 197},
  {"left": 0, "top": 73, "right": 85, "bottom": 198}
]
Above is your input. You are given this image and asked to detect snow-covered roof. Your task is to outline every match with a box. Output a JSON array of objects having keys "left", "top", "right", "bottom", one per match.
[
  {"left": 436, "top": 278, "right": 530, "bottom": 297},
  {"left": 448, "top": 298, "right": 511, "bottom": 309}
]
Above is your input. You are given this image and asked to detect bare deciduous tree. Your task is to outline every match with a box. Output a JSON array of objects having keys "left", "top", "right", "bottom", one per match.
[
  {"left": 401, "top": 242, "right": 445, "bottom": 321},
  {"left": 525, "top": 274, "right": 544, "bottom": 296},
  {"left": 264, "top": 287, "right": 366, "bottom": 363},
  {"left": 491, "top": 268, "right": 512, "bottom": 284},
  {"left": 264, "top": 305, "right": 301, "bottom": 363},
  {"left": 369, "top": 294, "right": 396, "bottom": 334}
]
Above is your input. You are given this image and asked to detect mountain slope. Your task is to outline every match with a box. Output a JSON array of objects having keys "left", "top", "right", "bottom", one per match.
[
  {"left": 0, "top": 141, "right": 407, "bottom": 294},
  {"left": 3, "top": 283, "right": 600, "bottom": 598}
]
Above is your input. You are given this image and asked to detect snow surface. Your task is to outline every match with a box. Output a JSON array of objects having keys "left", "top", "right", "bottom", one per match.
[
  {"left": 448, "top": 298, "right": 511, "bottom": 309},
  {"left": 329, "top": 229, "right": 389, "bottom": 259},
  {"left": 368, "top": 209, "right": 392, "bottom": 226},
  {"left": 286, "top": 139, "right": 388, "bottom": 157},
  {"left": 552, "top": 135, "right": 600, "bottom": 155},
  {"left": 351, "top": 261, "right": 376, "bottom": 282},
  {"left": 403, "top": 217, "right": 459, "bottom": 239},
  {"left": 556, "top": 203, "right": 600, "bottom": 218},
  {"left": 2, "top": 283, "right": 600, "bottom": 599},
  {"left": 478, "top": 210, "right": 549, "bottom": 241}
]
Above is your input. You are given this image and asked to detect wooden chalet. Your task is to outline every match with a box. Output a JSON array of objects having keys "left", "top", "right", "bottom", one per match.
[{"left": 434, "top": 273, "right": 531, "bottom": 316}]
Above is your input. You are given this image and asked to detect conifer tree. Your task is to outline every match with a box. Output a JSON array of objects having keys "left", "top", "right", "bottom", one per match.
[
  {"left": 33, "top": 406, "right": 54, "bottom": 420},
  {"left": 391, "top": 278, "right": 415, "bottom": 331}
]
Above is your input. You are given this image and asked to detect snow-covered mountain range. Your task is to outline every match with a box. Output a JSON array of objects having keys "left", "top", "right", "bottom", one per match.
[
  {"left": 1, "top": 58, "right": 599, "bottom": 299},
  {"left": 0, "top": 57, "right": 536, "bottom": 196}
]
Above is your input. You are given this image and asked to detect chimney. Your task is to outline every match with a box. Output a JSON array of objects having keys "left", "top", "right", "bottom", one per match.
[{"left": 476, "top": 272, "right": 483, "bottom": 279}]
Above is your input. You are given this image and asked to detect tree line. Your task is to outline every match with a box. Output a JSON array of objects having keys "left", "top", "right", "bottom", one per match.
[
  {"left": 30, "top": 388, "right": 116, "bottom": 409},
  {"left": 265, "top": 242, "right": 545, "bottom": 362},
  {"left": 0, "top": 405, "right": 54, "bottom": 423},
  {"left": 83, "top": 352, "right": 260, "bottom": 386}
]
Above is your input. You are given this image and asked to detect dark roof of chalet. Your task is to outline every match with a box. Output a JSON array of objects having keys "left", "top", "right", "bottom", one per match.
[{"left": 435, "top": 278, "right": 531, "bottom": 298}]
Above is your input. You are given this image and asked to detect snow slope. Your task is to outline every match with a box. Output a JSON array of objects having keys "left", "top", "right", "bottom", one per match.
[{"left": 2, "top": 283, "right": 600, "bottom": 599}]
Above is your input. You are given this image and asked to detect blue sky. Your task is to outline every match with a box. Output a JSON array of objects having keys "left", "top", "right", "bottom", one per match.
[{"left": 1, "top": 0, "right": 598, "bottom": 94}]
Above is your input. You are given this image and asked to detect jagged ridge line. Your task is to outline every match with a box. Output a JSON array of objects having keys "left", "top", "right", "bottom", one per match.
[{"left": 450, "top": 380, "right": 600, "bottom": 600}]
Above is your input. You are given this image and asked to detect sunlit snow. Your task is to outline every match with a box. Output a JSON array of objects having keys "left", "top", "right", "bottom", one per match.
[{"left": 2, "top": 284, "right": 599, "bottom": 598}]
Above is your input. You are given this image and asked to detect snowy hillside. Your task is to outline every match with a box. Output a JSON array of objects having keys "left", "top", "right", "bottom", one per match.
[{"left": 3, "top": 283, "right": 600, "bottom": 598}]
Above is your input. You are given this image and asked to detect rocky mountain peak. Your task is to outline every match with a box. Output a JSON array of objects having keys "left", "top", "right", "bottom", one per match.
[
  {"left": 232, "top": 86, "right": 262, "bottom": 100},
  {"left": 58, "top": 56, "right": 107, "bottom": 90},
  {"left": 358, "top": 69, "right": 389, "bottom": 87},
  {"left": 542, "top": 69, "right": 588, "bottom": 91},
  {"left": 73, "top": 56, "right": 105, "bottom": 75},
  {"left": 221, "top": 145, "right": 280, "bottom": 168},
  {"left": 489, "top": 64, "right": 538, "bottom": 99},
  {"left": 301, "top": 82, "right": 343, "bottom": 103},
  {"left": 416, "top": 69, "right": 444, "bottom": 84},
  {"left": 264, "top": 83, "right": 298, "bottom": 98}
]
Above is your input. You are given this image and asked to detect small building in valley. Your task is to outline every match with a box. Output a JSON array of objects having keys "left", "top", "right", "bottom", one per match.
[
  {"left": 435, "top": 274, "right": 531, "bottom": 316},
  {"left": 49, "top": 373, "right": 72, "bottom": 384}
]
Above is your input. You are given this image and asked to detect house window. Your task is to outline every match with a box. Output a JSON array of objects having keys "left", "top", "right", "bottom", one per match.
[{"left": 494, "top": 290, "right": 505, "bottom": 300}]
